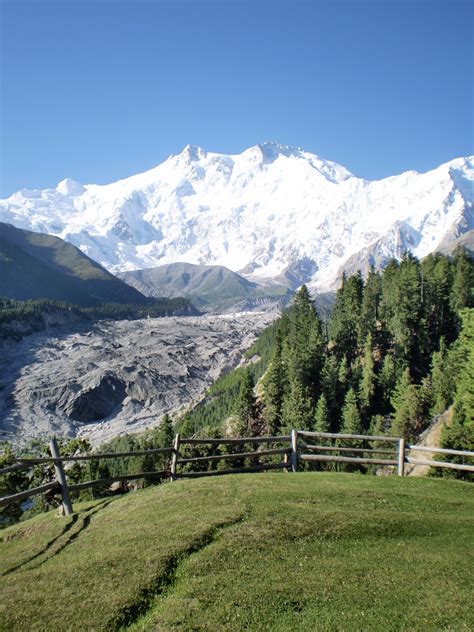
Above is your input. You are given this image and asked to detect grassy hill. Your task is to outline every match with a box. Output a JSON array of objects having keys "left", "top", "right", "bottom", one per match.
[
  {"left": 0, "top": 222, "right": 148, "bottom": 306},
  {"left": 1, "top": 473, "right": 472, "bottom": 631}
]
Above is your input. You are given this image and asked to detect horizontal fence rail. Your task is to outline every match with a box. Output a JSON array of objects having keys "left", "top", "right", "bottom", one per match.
[
  {"left": 178, "top": 463, "right": 289, "bottom": 478},
  {"left": 68, "top": 470, "right": 171, "bottom": 493},
  {"left": 180, "top": 435, "right": 291, "bottom": 445},
  {"left": 0, "top": 481, "right": 59, "bottom": 507},
  {"left": 176, "top": 447, "right": 290, "bottom": 465},
  {"left": 11, "top": 447, "right": 174, "bottom": 464},
  {"left": 297, "top": 430, "right": 400, "bottom": 442},
  {"left": 1, "top": 430, "right": 472, "bottom": 516}
]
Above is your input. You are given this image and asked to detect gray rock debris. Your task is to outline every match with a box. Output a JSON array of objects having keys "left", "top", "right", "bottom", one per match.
[{"left": 0, "top": 312, "right": 276, "bottom": 447}]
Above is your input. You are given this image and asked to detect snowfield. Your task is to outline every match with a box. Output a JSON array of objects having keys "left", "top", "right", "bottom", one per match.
[{"left": 1, "top": 142, "right": 472, "bottom": 291}]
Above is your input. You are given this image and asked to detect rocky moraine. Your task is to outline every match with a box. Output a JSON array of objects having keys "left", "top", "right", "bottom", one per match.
[{"left": 0, "top": 312, "right": 275, "bottom": 446}]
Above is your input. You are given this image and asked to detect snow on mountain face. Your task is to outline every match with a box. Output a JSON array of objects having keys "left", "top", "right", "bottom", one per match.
[{"left": 1, "top": 142, "right": 472, "bottom": 291}]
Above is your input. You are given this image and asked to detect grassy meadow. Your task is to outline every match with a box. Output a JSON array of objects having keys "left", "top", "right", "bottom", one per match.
[{"left": 1, "top": 472, "right": 473, "bottom": 631}]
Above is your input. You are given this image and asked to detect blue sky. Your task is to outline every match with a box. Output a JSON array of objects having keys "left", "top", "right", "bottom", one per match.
[{"left": 0, "top": 0, "right": 472, "bottom": 196}]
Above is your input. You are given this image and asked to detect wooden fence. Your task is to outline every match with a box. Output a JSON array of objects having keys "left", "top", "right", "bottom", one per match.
[{"left": 1, "top": 431, "right": 473, "bottom": 516}]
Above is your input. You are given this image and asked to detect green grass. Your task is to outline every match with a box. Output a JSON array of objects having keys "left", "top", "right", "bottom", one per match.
[{"left": 1, "top": 473, "right": 473, "bottom": 631}]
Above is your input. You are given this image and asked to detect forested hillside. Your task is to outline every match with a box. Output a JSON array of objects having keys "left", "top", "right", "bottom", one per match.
[
  {"left": 0, "top": 296, "right": 196, "bottom": 341},
  {"left": 182, "top": 248, "right": 474, "bottom": 454}
]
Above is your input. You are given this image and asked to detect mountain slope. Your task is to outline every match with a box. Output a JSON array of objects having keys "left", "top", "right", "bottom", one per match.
[
  {"left": 0, "top": 222, "right": 148, "bottom": 306},
  {"left": 119, "top": 262, "right": 292, "bottom": 312},
  {"left": 1, "top": 143, "right": 472, "bottom": 291}
]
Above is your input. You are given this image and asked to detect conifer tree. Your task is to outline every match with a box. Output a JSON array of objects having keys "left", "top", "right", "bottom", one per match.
[
  {"left": 359, "top": 333, "right": 376, "bottom": 421},
  {"left": 390, "top": 368, "right": 421, "bottom": 439},
  {"left": 281, "top": 379, "right": 314, "bottom": 433},
  {"left": 321, "top": 354, "right": 340, "bottom": 429},
  {"left": 430, "top": 338, "right": 453, "bottom": 415},
  {"left": 157, "top": 413, "right": 174, "bottom": 447},
  {"left": 263, "top": 332, "right": 286, "bottom": 434},
  {"left": 452, "top": 309, "right": 474, "bottom": 422},
  {"left": 340, "top": 388, "right": 363, "bottom": 437},
  {"left": 314, "top": 393, "right": 330, "bottom": 433},
  {"left": 339, "top": 388, "right": 363, "bottom": 469},
  {"left": 451, "top": 247, "right": 474, "bottom": 313},
  {"left": 233, "top": 368, "right": 257, "bottom": 436},
  {"left": 330, "top": 272, "right": 363, "bottom": 367},
  {"left": 359, "top": 265, "right": 382, "bottom": 343},
  {"left": 421, "top": 253, "right": 456, "bottom": 347},
  {"left": 286, "top": 285, "right": 325, "bottom": 398},
  {"left": 378, "top": 353, "right": 398, "bottom": 413}
]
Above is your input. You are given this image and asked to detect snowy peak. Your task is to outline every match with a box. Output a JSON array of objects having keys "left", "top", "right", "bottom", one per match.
[
  {"left": 56, "top": 178, "right": 86, "bottom": 197},
  {"left": 0, "top": 145, "right": 472, "bottom": 291}
]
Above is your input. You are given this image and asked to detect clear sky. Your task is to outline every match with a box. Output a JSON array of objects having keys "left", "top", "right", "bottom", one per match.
[{"left": 0, "top": 0, "right": 472, "bottom": 197}]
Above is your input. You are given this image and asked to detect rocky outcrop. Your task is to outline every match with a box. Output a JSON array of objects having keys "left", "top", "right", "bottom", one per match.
[{"left": 0, "top": 313, "right": 275, "bottom": 446}]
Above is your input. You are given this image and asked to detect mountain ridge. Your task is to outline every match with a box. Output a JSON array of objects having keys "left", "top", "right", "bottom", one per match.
[
  {"left": 1, "top": 143, "right": 472, "bottom": 291},
  {"left": 0, "top": 222, "right": 149, "bottom": 306}
]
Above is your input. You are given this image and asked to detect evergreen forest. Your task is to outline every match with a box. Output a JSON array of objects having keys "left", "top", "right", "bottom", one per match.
[{"left": 180, "top": 248, "right": 474, "bottom": 460}]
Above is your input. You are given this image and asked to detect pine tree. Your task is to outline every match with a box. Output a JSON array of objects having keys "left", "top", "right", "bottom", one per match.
[
  {"left": 286, "top": 285, "right": 325, "bottom": 398},
  {"left": 314, "top": 393, "right": 330, "bottom": 433},
  {"left": 262, "top": 332, "right": 286, "bottom": 434},
  {"left": 359, "top": 265, "right": 382, "bottom": 343},
  {"left": 330, "top": 272, "right": 363, "bottom": 367},
  {"left": 157, "top": 413, "right": 174, "bottom": 447},
  {"left": 339, "top": 388, "right": 363, "bottom": 469},
  {"left": 430, "top": 338, "right": 453, "bottom": 415},
  {"left": 453, "top": 309, "right": 474, "bottom": 422},
  {"left": 321, "top": 354, "right": 340, "bottom": 429},
  {"left": 451, "top": 247, "right": 474, "bottom": 313},
  {"left": 281, "top": 379, "right": 314, "bottom": 433},
  {"left": 340, "top": 388, "right": 362, "bottom": 437},
  {"left": 421, "top": 253, "right": 456, "bottom": 348},
  {"left": 359, "top": 333, "right": 376, "bottom": 422},
  {"left": 390, "top": 368, "right": 420, "bottom": 439},
  {"left": 233, "top": 368, "right": 257, "bottom": 436},
  {"left": 378, "top": 353, "right": 398, "bottom": 413}
]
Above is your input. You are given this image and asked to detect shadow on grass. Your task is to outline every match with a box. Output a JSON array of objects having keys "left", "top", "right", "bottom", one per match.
[
  {"left": 1, "top": 497, "right": 116, "bottom": 576},
  {"left": 112, "top": 512, "right": 248, "bottom": 630}
]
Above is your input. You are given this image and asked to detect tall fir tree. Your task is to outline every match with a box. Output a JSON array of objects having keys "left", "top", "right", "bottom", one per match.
[
  {"left": 450, "top": 247, "right": 474, "bottom": 313},
  {"left": 262, "top": 332, "right": 286, "bottom": 434},
  {"left": 359, "top": 333, "right": 376, "bottom": 423},
  {"left": 281, "top": 379, "right": 314, "bottom": 433},
  {"left": 233, "top": 368, "right": 257, "bottom": 436},
  {"left": 340, "top": 388, "right": 363, "bottom": 437},
  {"left": 286, "top": 285, "right": 325, "bottom": 399},
  {"left": 314, "top": 393, "right": 330, "bottom": 433},
  {"left": 390, "top": 368, "right": 421, "bottom": 439},
  {"left": 359, "top": 265, "right": 382, "bottom": 344},
  {"left": 330, "top": 272, "right": 363, "bottom": 367},
  {"left": 430, "top": 338, "right": 454, "bottom": 415}
]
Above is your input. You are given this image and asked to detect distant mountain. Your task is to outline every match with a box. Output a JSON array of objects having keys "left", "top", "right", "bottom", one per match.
[
  {"left": 119, "top": 262, "right": 292, "bottom": 312},
  {"left": 436, "top": 229, "right": 474, "bottom": 256},
  {"left": 0, "top": 222, "right": 149, "bottom": 306},
  {"left": 0, "top": 143, "right": 472, "bottom": 291}
]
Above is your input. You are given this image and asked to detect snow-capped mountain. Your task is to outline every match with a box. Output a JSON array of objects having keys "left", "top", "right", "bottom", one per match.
[{"left": 1, "top": 142, "right": 472, "bottom": 291}]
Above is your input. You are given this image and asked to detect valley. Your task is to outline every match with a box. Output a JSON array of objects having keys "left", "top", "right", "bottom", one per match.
[{"left": 0, "top": 312, "right": 275, "bottom": 447}]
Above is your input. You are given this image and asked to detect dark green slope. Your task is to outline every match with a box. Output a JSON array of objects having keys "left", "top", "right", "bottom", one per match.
[
  {"left": 120, "top": 262, "right": 292, "bottom": 311},
  {"left": 0, "top": 222, "right": 148, "bottom": 306}
]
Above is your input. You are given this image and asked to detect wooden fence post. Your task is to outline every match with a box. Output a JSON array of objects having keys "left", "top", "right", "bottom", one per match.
[
  {"left": 290, "top": 429, "right": 298, "bottom": 473},
  {"left": 397, "top": 437, "right": 405, "bottom": 477},
  {"left": 49, "top": 438, "right": 73, "bottom": 515},
  {"left": 170, "top": 433, "right": 181, "bottom": 481}
]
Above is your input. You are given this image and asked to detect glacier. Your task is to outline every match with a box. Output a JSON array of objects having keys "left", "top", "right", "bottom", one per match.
[{"left": 0, "top": 141, "right": 472, "bottom": 291}]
